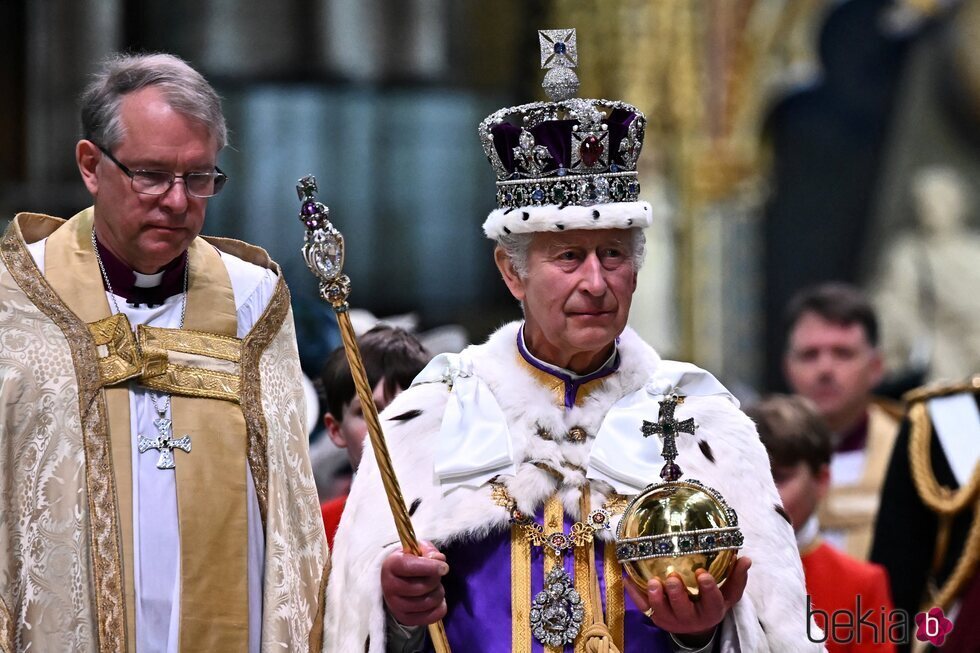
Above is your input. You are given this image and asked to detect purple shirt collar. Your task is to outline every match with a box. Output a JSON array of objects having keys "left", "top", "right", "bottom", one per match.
[
  {"left": 516, "top": 324, "right": 620, "bottom": 410},
  {"left": 836, "top": 411, "right": 869, "bottom": 453},
  {"left": 93, "top": 234, "right": 187, "bottom": 306}
]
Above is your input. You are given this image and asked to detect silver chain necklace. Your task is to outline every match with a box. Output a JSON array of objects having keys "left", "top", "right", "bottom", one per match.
[{"left": 91, "top": 227, "right": 189, "bottom": 417}]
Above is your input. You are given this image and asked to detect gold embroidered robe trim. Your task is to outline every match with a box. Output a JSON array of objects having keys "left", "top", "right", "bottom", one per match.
[
  {"left": 604, "top": 542, "right": 625, "bottom": 650},
  {"left": 543, "top": 494, "right": 565, "bottom": 653},
  {"left": 574, "top": 525, "right": 594, "bottom": 653},
  {"left": 89, "top": 314, "right": 149, "bottom": 384},
  {"left": 1, "top": 211, "right": 127, "bottom": 653},
  {"left": 86, "top": 314, "right": 245, "bottom": 402},
  {"left": 239, "top": 275, "right": 289, "bottom": 523},
  {"left": 515, "top": 354, "right": 613, "bottom": 408},
  {"left": 0, "top": 595, "right": 12, "bottom": 653},
  {"left": 511, "top": 523, "right": 533, "bottom": 653},
  {"left": 137, "top": 325, "right": 242, "bottom": 402}
]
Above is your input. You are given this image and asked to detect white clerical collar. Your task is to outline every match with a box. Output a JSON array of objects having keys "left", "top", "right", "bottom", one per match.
[
  {"left": 796, "top": 513, "right": 820, "bottom": 552},
  {"left": 517, "top": 323, "right": 619, "bottom": 381},
  {"left": 133, "top": 270, "right": 165, "bottom": 288}
]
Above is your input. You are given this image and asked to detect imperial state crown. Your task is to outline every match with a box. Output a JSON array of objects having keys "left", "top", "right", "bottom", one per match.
[{"left": 479, "top": 28, "right": 653, "bottom": 239}]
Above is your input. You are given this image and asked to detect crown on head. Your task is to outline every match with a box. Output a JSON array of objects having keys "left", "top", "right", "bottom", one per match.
[
  {"left": 479, "top": 29, "right": 650, "bottom": 238},
  {"left": 478, "top": 29, "right": 651, "bottom": 239}
]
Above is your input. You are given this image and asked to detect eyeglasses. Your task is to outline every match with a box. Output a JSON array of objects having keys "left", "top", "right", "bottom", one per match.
[{"left": 95, "top": 143, "right": 228, "bottom": 198}]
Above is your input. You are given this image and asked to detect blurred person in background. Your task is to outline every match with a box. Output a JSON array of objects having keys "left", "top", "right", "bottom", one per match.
[
  {"left": 317, "top": 325, "right": 431, "bottom": 548},
  {"left": 783, "top": 282, "right": 900, "bottom": 560},
  {"left": 748, "top": 394, "right": 896, "bottom": 653}
]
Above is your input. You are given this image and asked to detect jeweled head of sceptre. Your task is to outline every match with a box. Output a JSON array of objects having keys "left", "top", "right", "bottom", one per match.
[
  {"left": 297, "top": 174, "right": 350, "bottom": 310},
  {"left": 295, "top": 173, "right": 453, "bottom": 653}
]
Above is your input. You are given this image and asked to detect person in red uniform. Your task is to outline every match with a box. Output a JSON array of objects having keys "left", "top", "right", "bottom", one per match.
[
  {"left": 318, "top": 325, "right": 431, "bottom": 548},
  {"left": 748, "top": 394, "right": 897, "bottom": 653}
]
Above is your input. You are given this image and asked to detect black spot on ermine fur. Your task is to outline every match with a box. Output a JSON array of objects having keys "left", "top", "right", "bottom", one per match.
[
  {"left": 775, "top": 505, "right": 791, "bottom": 525},
  {"left": 698, "top": 440, "right": 715, "bottom": 463},
  {"left": 390, "top": 409, "right": 423, "bottom": 422}
]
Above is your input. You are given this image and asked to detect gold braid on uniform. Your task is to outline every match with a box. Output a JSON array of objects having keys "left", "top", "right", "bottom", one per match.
[{"left": 906, "top": 375, "right": 980, "bottom": 610}]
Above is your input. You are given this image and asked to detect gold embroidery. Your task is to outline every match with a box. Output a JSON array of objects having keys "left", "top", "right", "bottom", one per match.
[
  {"left": 574, "top": 540, "right": 593, "bottom": 653},
  {"left": 240, "top": 276, "right": 291, "bottom": 522},
  {"left": 84, "top": 318, "right": 245, "bottom": 402},
  {"left": 88, "top": 314, "right": 142, "bottom": 384},
  {"left": 567, "top": 426, "right": 587, "bottom": 443},
  {"left": 0, "top": 594, "right": 13, "bottom": 653},
  {"left": 511, "top": 523, "right": 532, "bottom": 653},
  {"left": 604, "top": 541, "right": 625, "bottom": 650},
  {"left": 491, "top": 481, "right": 625, "bottom": 551},
  {"left": 543, "top": 494, "right": 564, "bottom": 653},
  {"left": 2, "top": 217, "right": 127, "bottom": 653},
  {"left": 514, "top": 352, "right": 614, "bottom": 407},
  {"left": 307, "top": 558, "right": 331, "bottom": 653},
  {"left": 105, "top": 386, "right": 137, "bottom": 653},
  {"left": 140, "top": 325, "right": 242, "bottom": 362},
  {"left": 137, "top": 326, "right": 243, "bottom": 402},
  {"left": 491, "top": 482, "right": 513, "bottom": 509},
  {"left": 140, "top": 362, "right": 241, "bottom": 402}
]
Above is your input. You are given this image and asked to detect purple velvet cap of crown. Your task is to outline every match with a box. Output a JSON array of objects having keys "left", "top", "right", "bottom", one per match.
[{"left": 489, "top": 108, "right": 639, "bottom": 177}]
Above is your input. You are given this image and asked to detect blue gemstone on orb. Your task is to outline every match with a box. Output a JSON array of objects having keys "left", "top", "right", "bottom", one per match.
[
  {"left": 554, "top": 42, "right": 567, "bottom": 54},
  {"left": 656, "top": 540, "right": 672, "bottom": 554}
]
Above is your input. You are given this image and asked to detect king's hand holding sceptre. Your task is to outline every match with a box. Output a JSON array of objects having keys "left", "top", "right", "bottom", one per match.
[{"left": 297, "top": 175, "right": 452, "bottom": 653}]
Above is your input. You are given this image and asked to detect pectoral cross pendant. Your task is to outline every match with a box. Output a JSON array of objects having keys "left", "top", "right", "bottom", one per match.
[{"left": 138, "top": 417, "right": 191, "bottom": 470}]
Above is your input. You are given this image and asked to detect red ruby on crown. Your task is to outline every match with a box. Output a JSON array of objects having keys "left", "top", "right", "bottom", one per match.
[{"left": 579, "top": 135, "right": 604, "bottom": 167}]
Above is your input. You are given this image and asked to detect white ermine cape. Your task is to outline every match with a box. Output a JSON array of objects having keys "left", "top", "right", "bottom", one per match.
[{"left": 325, "top": 322, "right": 820, "bottom": 652}]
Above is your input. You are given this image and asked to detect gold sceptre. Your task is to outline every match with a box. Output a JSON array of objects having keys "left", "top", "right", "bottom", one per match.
[{"left": 297, "top": 175, "right": 452, "bottom": 653}]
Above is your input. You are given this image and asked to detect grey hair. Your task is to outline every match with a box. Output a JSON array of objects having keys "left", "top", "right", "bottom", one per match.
[
  {"left": 496, "top": 227, "right": 647, "bottom": 279},
  {"left": 80, "top": 53, "right": 227, "bottom": 150}
]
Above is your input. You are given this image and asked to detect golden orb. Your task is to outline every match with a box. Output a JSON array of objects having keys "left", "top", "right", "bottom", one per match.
[{"left": 616, "top": 479, "right": 743, "bottom": 596}]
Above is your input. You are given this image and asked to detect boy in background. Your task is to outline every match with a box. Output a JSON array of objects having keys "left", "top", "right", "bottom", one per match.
[
  {"left": 318, "top": 325, "right": 431, "bottom": 548},
  {"left": 747, "top": 395, "right": 896, "bottom": 653}
]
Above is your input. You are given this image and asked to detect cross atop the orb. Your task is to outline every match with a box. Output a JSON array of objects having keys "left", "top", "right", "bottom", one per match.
[
  {"left": 138, "top": 417, "right": 191, "bottom": 470},
  {"left": 641, "top": 394, "right": 696, "bottom": 482}
]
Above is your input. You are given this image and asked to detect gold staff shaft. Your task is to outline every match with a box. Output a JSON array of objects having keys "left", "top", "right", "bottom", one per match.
[
  {"left": 297, "top": 176, "right": 451, "bottom": 652},
  {"left": 334, "top": 309, "right": 452, "bottom": 653}
]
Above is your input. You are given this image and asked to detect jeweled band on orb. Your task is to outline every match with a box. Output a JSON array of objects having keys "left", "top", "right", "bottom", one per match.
[{"left": 616, "top": 526, "right": 744, "bottom": 563}]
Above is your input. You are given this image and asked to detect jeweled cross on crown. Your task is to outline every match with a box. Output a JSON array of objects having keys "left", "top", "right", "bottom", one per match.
[
  {"left": 539, "top": 29, "right": 577, "bottom": 69},
  {"left": 641, "top": 394, "right": 696, "bottom": 482}
]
